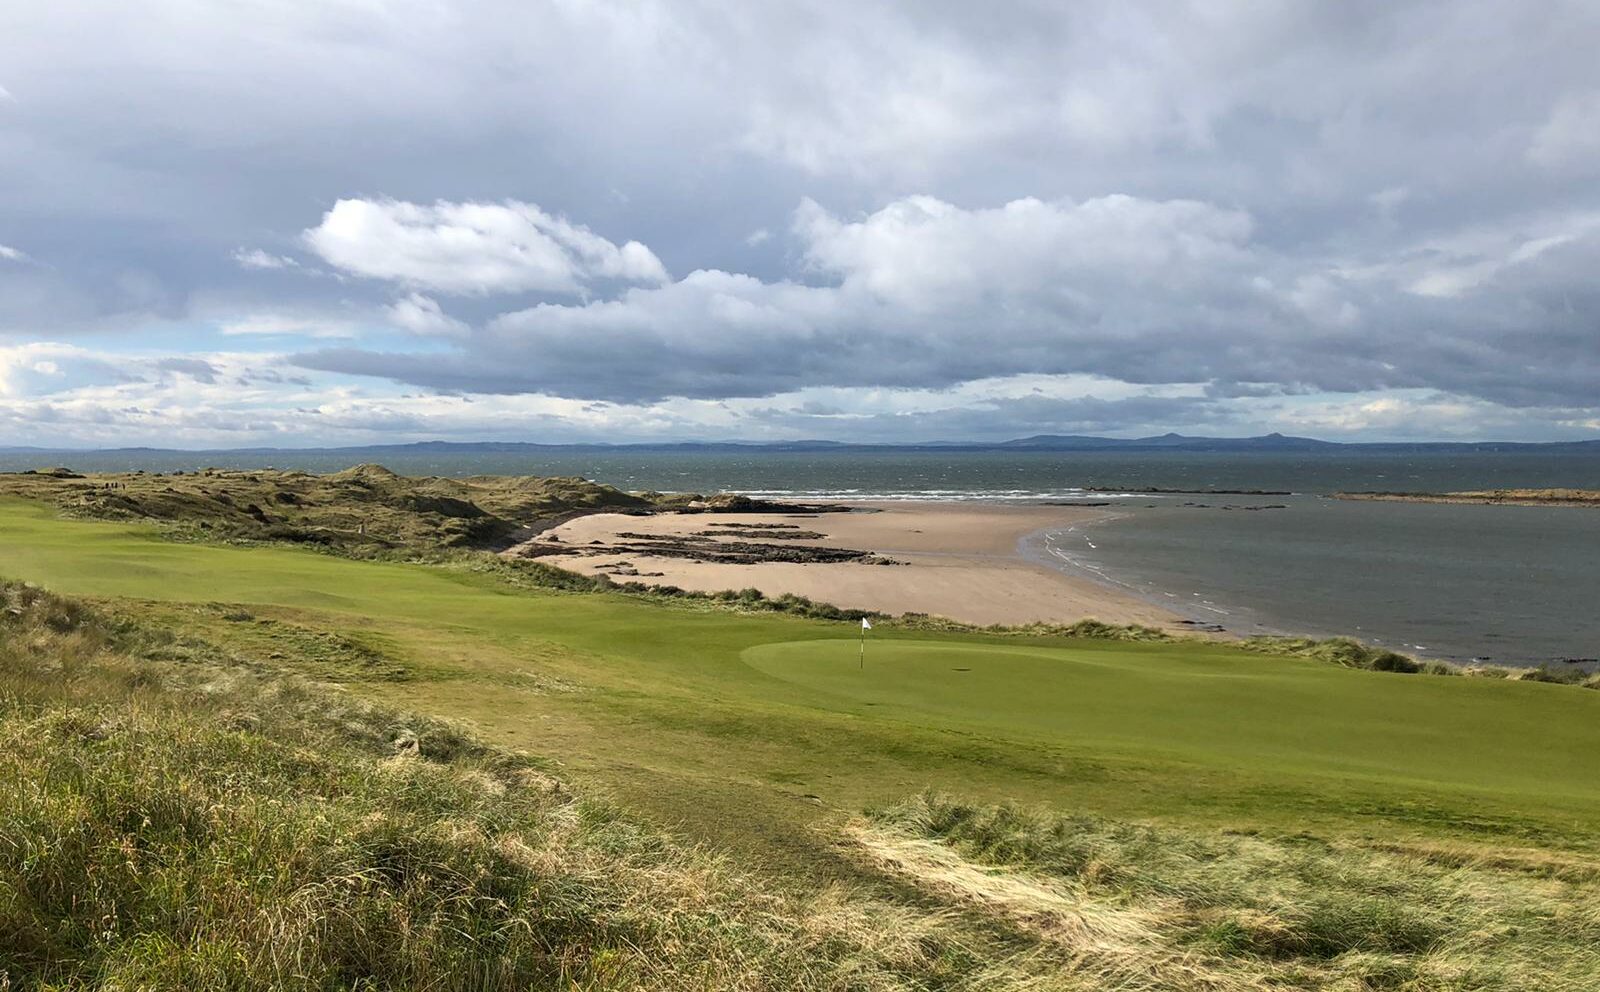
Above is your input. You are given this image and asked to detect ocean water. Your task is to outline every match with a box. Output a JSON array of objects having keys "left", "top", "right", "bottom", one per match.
[
  {"left": 7, "top": 447, "right": 1600, "bottom": 495},
  {"left": 5, "top": 447, "right": 1598, "bottom": 664},
  {"left": 1027, "top": 495, "right": 1600, "bottom": 665}
]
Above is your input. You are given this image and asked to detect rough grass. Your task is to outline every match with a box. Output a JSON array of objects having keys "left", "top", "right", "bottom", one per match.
[
  {"left": 14, "top": 585, "right": 1596, "bottom": 991},
  {"left": 6, "top": 568, "right": 1600, "bottom": 989},
  {"left": 0, "top": 463, "right": 651, "bottom": 553},
  {"left": 868, "top": 791, "right": 1600, "bottom": 991},
  {"left": 1245, "top": 635, "right": 1600, "bottom": 689},
  {"left": 0, "top": 583, "right": 1045, "bottom": 991},
  {"left": 1243, "top": 635, "right": 1423, "bottom": 672},
  {"left": 1336, "top": 488, "right": 1600, "bottom": 508}
]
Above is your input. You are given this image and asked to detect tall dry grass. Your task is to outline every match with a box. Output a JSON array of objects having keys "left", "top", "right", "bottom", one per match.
[
  {"left": 870, "top": 791, "right": 1600, "bottom": 991},
  {"left": 0, "top": 583, "right": 1031, "bottom": 991}
]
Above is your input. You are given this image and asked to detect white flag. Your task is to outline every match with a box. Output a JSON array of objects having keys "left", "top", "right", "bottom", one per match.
[{"left": 861, "top": 617, "right": 872, "bottom": 630}]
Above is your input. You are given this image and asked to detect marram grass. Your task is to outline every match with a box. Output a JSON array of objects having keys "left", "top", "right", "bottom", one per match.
[
  {"left": 868, "top": 791, "right": 1600, "bottom": 991},
  {"left": 0, "top": 584, "right": 1020, "bottom": 991}
]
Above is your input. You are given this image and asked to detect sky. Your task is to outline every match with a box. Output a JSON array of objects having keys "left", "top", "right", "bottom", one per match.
[{"left": 1, "top": 0, "right": 1598, "bottom": 448}]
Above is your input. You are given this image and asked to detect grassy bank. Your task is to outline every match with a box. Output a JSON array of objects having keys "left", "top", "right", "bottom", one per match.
[
  {"left": 1243, "top": 635, "right": 1600, "bottom": 686},
  {"left": 866, "top": 792, "right": 1600, "bottom": 990},
  {"left": 0, "top": 584, "right": 1031, "bottom": 990},
  {"left": 8, "top": 585, "right": 1598, "bottom": 989}
]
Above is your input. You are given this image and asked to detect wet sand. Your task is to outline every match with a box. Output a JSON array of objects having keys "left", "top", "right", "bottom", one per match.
[{"left": 519, "top": 501, "right": 1193, "bottom": 631}]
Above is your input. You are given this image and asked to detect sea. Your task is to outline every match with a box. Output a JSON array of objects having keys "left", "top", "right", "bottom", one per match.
[{"left": 5, "top": 447, "right": 1598, "bottom": 666}]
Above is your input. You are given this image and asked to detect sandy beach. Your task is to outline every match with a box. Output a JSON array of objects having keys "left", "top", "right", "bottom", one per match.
[{"left": 516, "top": 501, "right": 1193, "bottom": 631}]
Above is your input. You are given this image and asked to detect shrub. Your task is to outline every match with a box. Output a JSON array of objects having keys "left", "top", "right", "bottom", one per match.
[{"left": 1245, "top": 636, "right": 1422, "bottom": 673}]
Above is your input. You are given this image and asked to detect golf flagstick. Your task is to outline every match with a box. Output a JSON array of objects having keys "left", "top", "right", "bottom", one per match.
[{"left": 859, "top": 616, "right": 871, "bottom": 669}]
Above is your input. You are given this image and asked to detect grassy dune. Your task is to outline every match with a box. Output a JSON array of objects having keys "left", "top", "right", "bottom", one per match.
[
  {"left": 0, "top": 584, "right": 1022, "bottom": 990},
  {"left": 5, "top": 494, "right": 1600, "bottom": 987},
  {"left": 867, "top": 792, "right": 1600, "bottom": 989},
  {"left": 0, "top": 463, "right": 652, "bottom": 551}
]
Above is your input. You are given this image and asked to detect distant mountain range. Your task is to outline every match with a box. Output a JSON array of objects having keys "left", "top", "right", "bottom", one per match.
[{"left": 4, "top": 432, "right": 1599, "bottom": 456}]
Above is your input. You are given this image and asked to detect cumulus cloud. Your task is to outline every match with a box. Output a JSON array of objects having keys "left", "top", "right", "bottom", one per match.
[
  {"left": 794, "top": 193, "right": 1253, "bottom": 307},
  {"left": 301, "top": 198, "right": 670, "bottom": 295},
  {"left": 295, "top": 190, "right": 1600, "bottom": 419},
  {"left": 297, "top": 192, "right": 1327, "bottom": 402}
]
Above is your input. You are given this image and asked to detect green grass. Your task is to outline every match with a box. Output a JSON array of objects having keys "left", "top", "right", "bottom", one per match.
[
  {"left": 8, "top": 495, "right": 1600, "bottom": 989},
  {"left": 3, "top": 493, "right": 1600, "bottom": 861},
  {"left": 1, "top": 584, "right": 1032, "bottom": 991}
]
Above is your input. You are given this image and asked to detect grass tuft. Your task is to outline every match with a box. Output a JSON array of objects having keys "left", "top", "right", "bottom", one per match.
[
  {"left": 868, "top": 790, "right": 1600, "bottom": 989},
  {"left": 1243, "top": 635, "right": 1420, "bottom": 673}
]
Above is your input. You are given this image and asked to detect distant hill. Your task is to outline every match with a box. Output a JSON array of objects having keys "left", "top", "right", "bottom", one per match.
[
  {"left": 997, "top": 432, "right": 1340, "bottom": 451},
  {"left": 5, "top": 434, "right": 1599, "bottom": 458}
]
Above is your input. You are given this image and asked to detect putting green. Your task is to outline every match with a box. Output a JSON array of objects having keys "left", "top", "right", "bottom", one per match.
[{"left": 744, "top": 637, "right": 1600, "bottom": 804}]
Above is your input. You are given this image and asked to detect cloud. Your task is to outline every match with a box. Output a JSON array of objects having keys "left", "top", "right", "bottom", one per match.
[
  {"left": 232, "top": 247, "right": 299, "bottom": 270},
  {"left": 0, "top": 244, "right": 28, "bottom": 262},
  {"left": 154, "top": 357, "right": 220, "bottom": 383},
  {"left": 384, "top": 293, "right": 468, "bottom": 337},
  {"left": 6, "top": 352, "right": 1591, "bottom": 448},
  {"left": 793, "top": 193, "right": 1253, "bottom": 307},
  {"left": 296, "top": 192, "right": 1309, "bottom": 402},
  {"left": 2, "top": 1, "right": 1599, "bottom": 443},
  {"left": 1528, "top": 91, "right": 1600, "bottom": 171},
  {"left": 220, "top": 313, "right": 358, "bottom": 338},
  {"left": 301, "top": 198, "right": 670, "bottom": 295},
  {"left": 1390, "top": 212, "right": 1600, "bottom": 299},
  {"left": 295, "top": 190, "right": 1600, "bottom": 418}
]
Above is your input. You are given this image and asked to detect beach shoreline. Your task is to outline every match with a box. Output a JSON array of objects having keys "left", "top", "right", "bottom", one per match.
[{"left": 512, "top": 500, "right": 1208, "bottom": 634}]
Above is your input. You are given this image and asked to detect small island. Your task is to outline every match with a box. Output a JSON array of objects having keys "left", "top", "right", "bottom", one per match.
[{"left": 1335, "top": 488, "right": 1600, "bottom": 508}]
